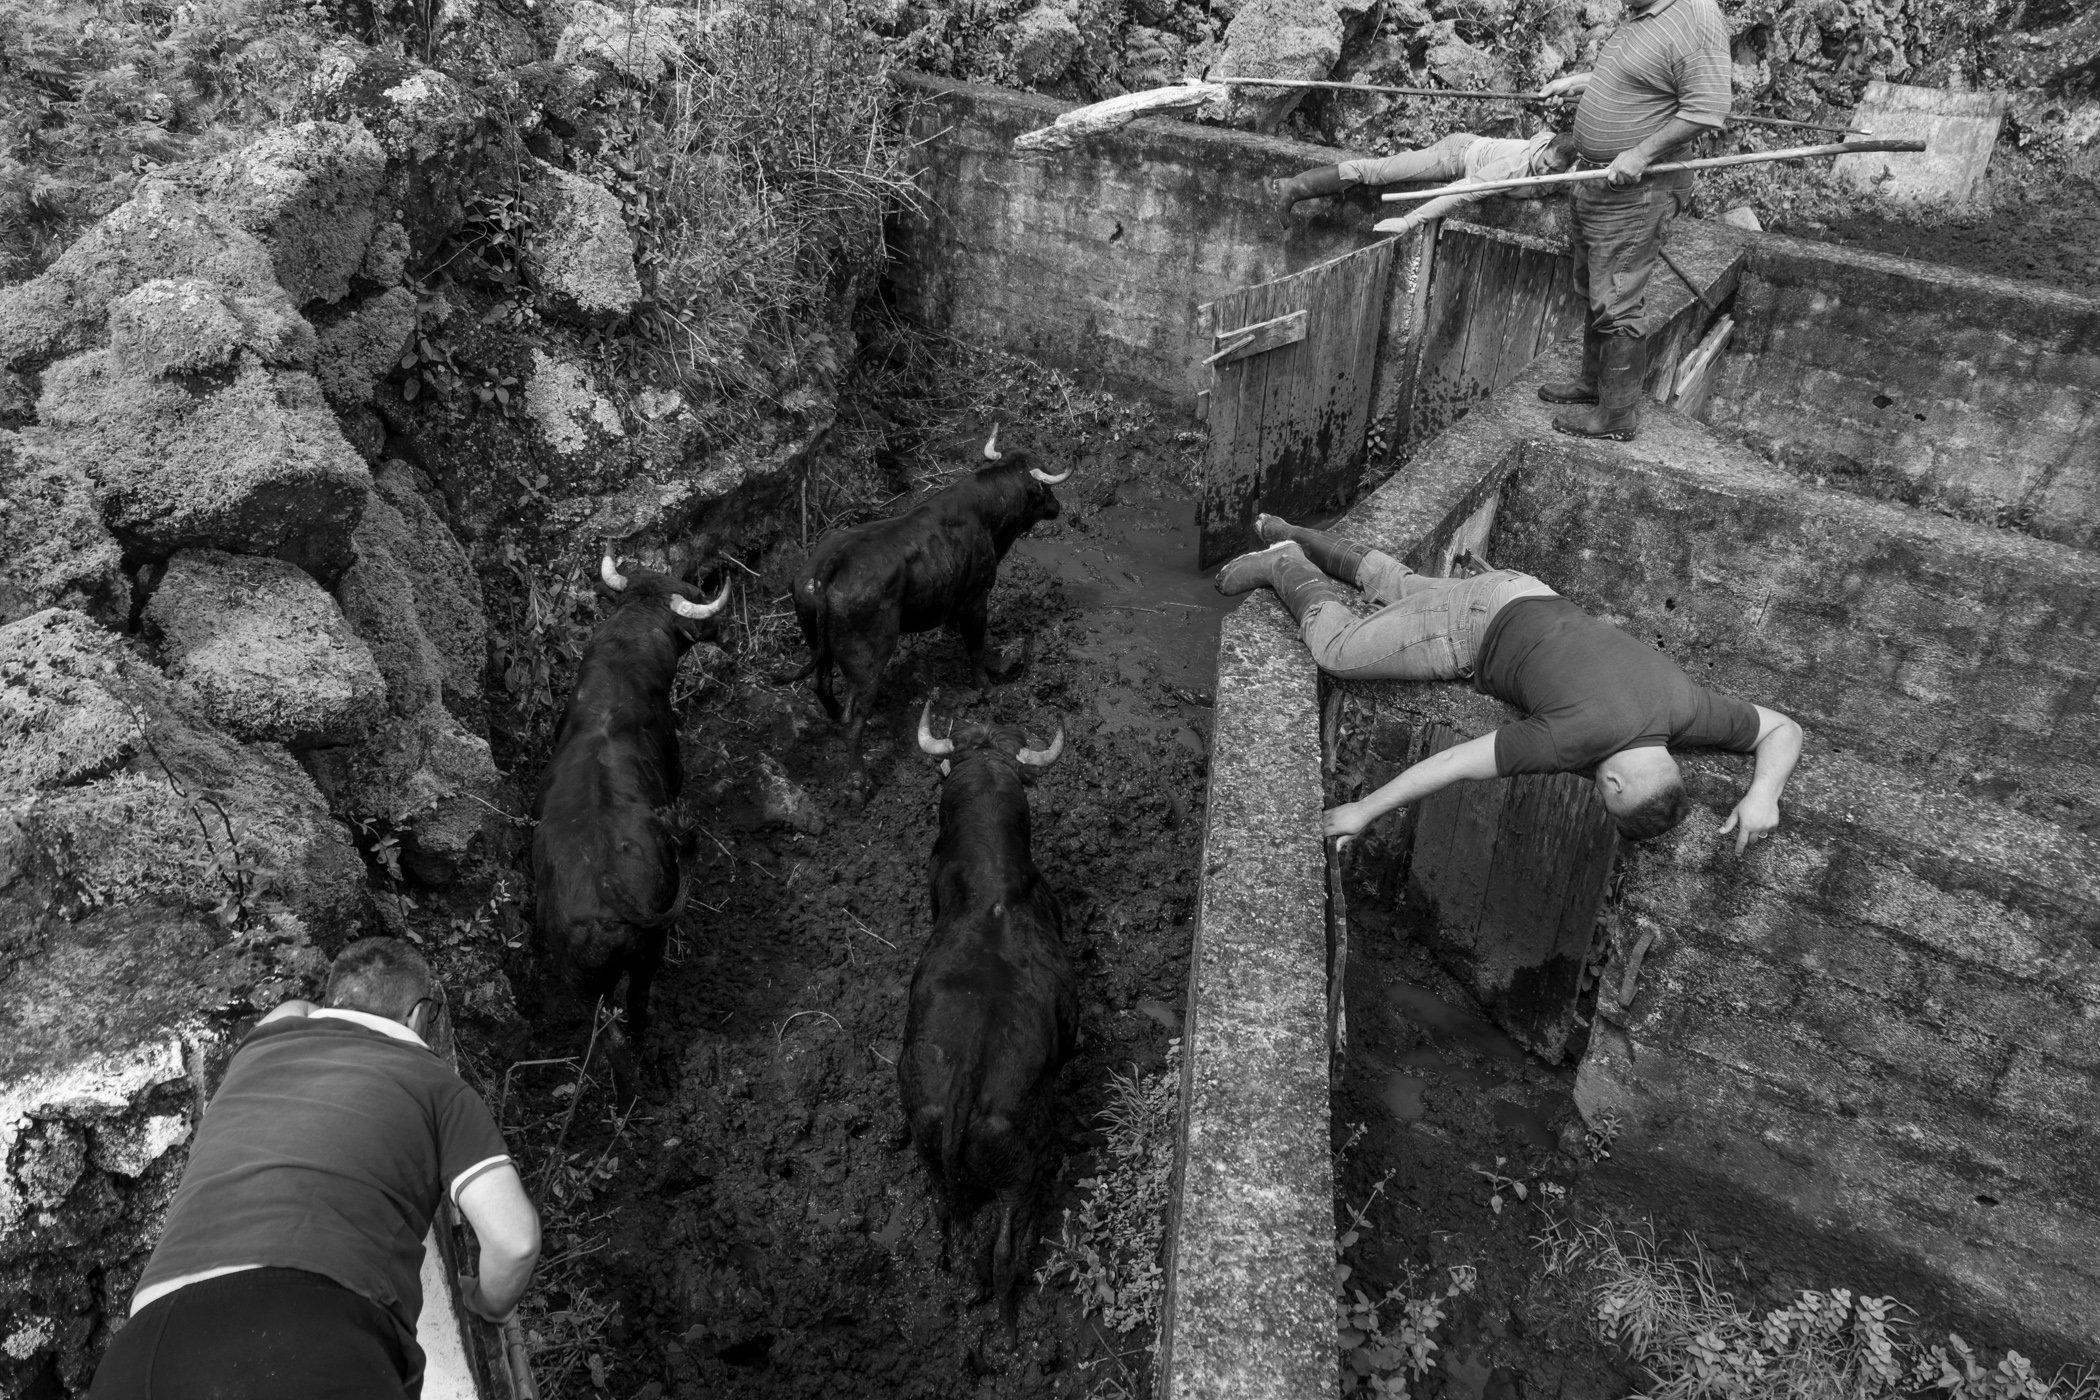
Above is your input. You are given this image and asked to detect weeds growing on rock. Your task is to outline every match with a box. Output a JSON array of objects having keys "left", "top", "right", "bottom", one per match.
[{"left": 1536, "top": 1218, "right": 2100, "bottom": 1400}]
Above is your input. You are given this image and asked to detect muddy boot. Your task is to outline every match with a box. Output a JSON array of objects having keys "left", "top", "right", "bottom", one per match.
[
  {"left": 1551, "top": 333, "right": 1647, "bottom": 442},
  {"left": 1216, "top": 541, "right": 1351, "bottom": 622},
  {"left": 1538, "top": 324, "right": 1604, "bottom": 405},
  {"left": 1273, "top": 164, "right": 1347, "bottom": 227},
  {"left": 1254, "top": 513, "right": 1371, "bottom": 585}
]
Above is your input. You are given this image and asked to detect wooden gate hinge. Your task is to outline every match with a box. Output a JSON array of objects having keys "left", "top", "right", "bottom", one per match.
[{"left": 1204, "top": 309, "right": 1308, "bottom": 368}]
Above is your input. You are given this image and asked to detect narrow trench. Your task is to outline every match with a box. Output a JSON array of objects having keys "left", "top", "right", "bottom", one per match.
[{"left": 482, "top": 399, "right": 1227, "bottom": 1397}]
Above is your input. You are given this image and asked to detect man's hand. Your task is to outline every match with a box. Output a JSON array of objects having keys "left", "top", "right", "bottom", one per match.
[
  {"left": 457, "top": 1273, "right": 513, "bottom": 1324},
  {"left": 1606, "top": 147, "right": 1651, "bottom": 187},
  {"left": 1718, "top": 792, "right": 1779, "bottom": 854},
  {"left": 1324, "top": 800, "right": 1375, "bottom": 844},
  {"left": 1539, "top": 72, "right": 1590, "bottom": 106}
]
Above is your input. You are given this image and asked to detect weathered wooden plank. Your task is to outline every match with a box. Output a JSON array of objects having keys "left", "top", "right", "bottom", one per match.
[
  {"left": 1496, "top": 247, "right": 1559, "bottom": 390},
  {"left": 1457, "top": 236, "right": 1523, "bottom": 405},
  {"left": 1407, "top": 230, "right": 1481, "bottom": 447},
  {"left": 1364, "top": 226, "right": 1436, "bottom": 469},
  {"left": 1405, "top": 723, "right": 1464, "bottom": 896},
  {"left": 1669, "top": 315, "right": 1735, "bottom": 419},
  {"left": 1207, "top": 309, "right": 1309, "bottom": 367}
]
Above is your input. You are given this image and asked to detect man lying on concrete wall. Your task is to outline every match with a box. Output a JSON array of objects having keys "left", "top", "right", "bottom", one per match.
[
  {"left": 1273, "top": 127, "right": 1580, "bottom": 235},
  {"left": 1535, "top": 0, "right": 1732, "bottom": 442},
  {"left": 1218, "top": 516, "right": 1803, "bottom": 848},
  {"left": 88, "top": 938, "right": 541, "bottom": 1400}
]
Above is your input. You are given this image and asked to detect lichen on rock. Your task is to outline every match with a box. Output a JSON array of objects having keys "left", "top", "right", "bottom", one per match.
[
  {"left": 37, "top": 351, "right": 369, "bottom": 584},
  {"left": 302, "top": 702, "right": 503, "bottom": 887},
  {"left": 314, "top": 287, "right": 419, "bottom": 409},
  {"left": 107, "top": 279, "right": 316, "bottom": 381},
  {"left": 0, "top": 435, "right": 125, "bottom": 632},
  {"left": 158, "top": 120, "right": 388, "bottom": 308},
  {"left": 145, "top": 550, "right": 388, "bottom": 749},
  {"left": 554, "top": 0, "right": 697, "bottom": 81},
  {"left": 523, "top": 160, "right": 644, "bottom": 324},
  {"left": 1211, "top": 0, "right": 1346, "bottom": 130},
  {"left": 1011, "top": 5, "right": 1084, "bottom": 84},
  {"left": 525, "top": 348, "right": 627, "bottom": 457}
]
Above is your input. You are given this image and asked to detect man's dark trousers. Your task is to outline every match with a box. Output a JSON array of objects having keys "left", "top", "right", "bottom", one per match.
[{"left": 1569, "top": 168, "right": 1694, "bottom": 336}]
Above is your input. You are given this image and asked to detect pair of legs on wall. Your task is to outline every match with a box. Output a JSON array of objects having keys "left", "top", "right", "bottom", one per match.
[{"left": 1220, "top": 516, "right": 1554, "bottom": 681}]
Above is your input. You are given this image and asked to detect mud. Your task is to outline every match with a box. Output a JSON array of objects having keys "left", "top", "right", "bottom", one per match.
[
  {"left": 1781, "top": 183, "right": 2100, "bottom": 300},
  {"left": 1331, "top": 878, "right": 1642, "bottom": 1400},
  {"left": 495, "top": 408, "right": 1221, "bottom": 1397}
]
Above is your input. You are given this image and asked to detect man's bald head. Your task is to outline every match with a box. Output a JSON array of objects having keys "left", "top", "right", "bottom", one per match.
[{"left": 1595, "top": 746, "right": 1689, "bottom": 841}]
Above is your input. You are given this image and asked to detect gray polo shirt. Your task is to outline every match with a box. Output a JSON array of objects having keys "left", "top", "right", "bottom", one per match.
[{"left": 1573, "top": 0, "right": 1731, "bottom": 163}]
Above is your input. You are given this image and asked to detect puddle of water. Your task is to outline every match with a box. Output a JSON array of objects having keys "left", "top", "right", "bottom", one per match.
[
  {"left": 1009, "top": 493, "right": 1231, "bottom": 732},
  {"left": 1382, "top": 981, "right": 1532, "bottom": 1068},
  {"left": 1379, "top": 1071, "right": 1430, "bottom": 1122}
]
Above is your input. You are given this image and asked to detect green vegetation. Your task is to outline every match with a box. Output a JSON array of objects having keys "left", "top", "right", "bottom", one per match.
[{"left": 1537, "top": 1218, "right": 2100, "bottom": 1400}]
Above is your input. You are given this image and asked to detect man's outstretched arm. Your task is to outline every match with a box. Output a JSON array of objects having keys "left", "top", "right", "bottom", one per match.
[
  {"left": 1719, "top": 704, "right": 1803, "bottom": 854},
  {"left": 1324, "top": 732, "right": 1501, "bottom": 842}
]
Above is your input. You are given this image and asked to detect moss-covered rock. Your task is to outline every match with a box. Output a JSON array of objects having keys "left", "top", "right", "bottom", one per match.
[
  {"left": 158, "top": 120, "right": 388, "bottom": 308},
  {"left": 0, "top": 435, "right": 125, "bottom": 632},
  {"left": 0, "top": 184, "right": 282, "bottom": 379},
  {"left": 314, "top": 287, "right": 419, "bottom": 409},
  {"left": 37, "top": 352, "right": 369, "bottom": 584},
  {"left": 523, "top": 160, "right": 643, "bottom": 324},
  {"left": 107, "top": 278, "right": 316, "bottom": 380},
  {"left": 554, "top": 1, "right": 698, "bottom": 81},
  {"left": 334, "top": 462, "right": 490, "bottom": 724},
  {"left": 303, "top": 701, "right": 502, "bottom": 887},
  {"left": 0, "top": 608, "right": 367, "bottom": 937},
  {"left": 145, "top": 550, "right": 388, "bottom": 749}
]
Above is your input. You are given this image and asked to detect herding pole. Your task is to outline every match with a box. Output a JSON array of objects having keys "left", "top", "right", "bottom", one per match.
[
  {"left": 1376, "top": 138, "right": 1926, "bottom": 203},
  {"left": 1216, "top": 77, "right": 1867, "bottom": 135}
]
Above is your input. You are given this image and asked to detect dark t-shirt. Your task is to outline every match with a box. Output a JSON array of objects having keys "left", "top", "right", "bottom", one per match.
[
  {"left": 134, "top": 1016, "right": 511, "bottom": 1331},
  {"left": 1476, "top": 597, "right": 1762, "bottom": 775}
]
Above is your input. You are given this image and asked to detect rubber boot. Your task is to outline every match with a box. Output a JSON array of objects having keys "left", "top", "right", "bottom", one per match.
[
  {"left": 1273, "top": 165, "right": 1347, "bottom": 227},
  {"left": 1551, "top": 333, "right": 1647, "bottom": 441},
  {"left": 1254, "top": 513, "right": 1370, "bottom": 586},
  {"left": 1215, "top": 542, "right": 1351, "bottom": 623},
  {"left": 1538, "top": 324, "right": 1604, "bottom": 405}
]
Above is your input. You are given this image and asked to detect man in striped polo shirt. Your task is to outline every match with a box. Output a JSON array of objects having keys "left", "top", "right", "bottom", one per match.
[{"left": 1536, "top": 0, "right": 1731, "bottom": 441}]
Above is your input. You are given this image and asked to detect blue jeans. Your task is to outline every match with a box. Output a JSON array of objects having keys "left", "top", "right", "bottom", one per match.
[
  {"left": 1298, "top": 552, "right": 1557, "bottom": 680},
  {"left": 1569, "top": 168, "right": 1694, "bottom": 337}
]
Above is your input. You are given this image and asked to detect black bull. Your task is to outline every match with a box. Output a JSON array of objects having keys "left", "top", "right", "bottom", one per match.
[
  {"left": 898, "top": 700, "right": 1075, "bottom": 1335},
  {"left": 773, "top": 428, "right": 1069, "bottom": 786},
  {"left": 532, "top": 556, "right": 729, "bottom": 1094}
]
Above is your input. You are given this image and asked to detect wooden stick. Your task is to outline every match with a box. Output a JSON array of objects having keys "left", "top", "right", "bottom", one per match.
[
  {"left": 1221, "top": 76, "right": 1544, "bottom": 101},
  {"left": 1378, "top": 138, "right": 1925, "bottom": 202}
]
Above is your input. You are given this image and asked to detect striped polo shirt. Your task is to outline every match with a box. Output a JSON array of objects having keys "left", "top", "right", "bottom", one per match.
[{"left": 1572, "top": 0, "right": 1731, "bottom": 163}]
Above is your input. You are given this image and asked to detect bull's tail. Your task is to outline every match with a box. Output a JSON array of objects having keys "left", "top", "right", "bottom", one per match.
[
  {"left": 992, "top": 1190, "right": 1023, "bottom": 1340},
  {"left": 938, "top": 1022, "right": 992, "bottom": 1238},
  {"left": 769, "top": 569, "right": 835, "bottom": 687}
]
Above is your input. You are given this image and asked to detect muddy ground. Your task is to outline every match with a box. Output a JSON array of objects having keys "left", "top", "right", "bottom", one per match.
[
  {"left": 483, "top": 368, "right": 1222, "bottom": 1398},
  {"left": 1775, "top": 177, "right": 2100, "bottom": 300}
]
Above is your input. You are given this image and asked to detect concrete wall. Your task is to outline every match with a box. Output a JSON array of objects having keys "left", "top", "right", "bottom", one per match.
[
  {"left": 891, "top": 75, "right": 1383, "bottom": 405},
  {"left": 1703, "top": 235, "right": 2100, "bottom": 549}
]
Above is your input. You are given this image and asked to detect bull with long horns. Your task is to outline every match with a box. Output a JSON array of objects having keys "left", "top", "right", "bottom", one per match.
[
  {"left": 532, "top": 553, "right": 730, "bottom": 1100},
  {"left": 773, "top": 426, "right": 1071, "bottom": 794},
  {"left": 899, "top": 697, "right": 1075, "bottom": 1339}
]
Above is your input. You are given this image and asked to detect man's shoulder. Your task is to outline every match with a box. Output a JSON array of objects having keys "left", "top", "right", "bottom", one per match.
[{"left": 237, "top": 1017, "right": 459, "bottom": 1087}]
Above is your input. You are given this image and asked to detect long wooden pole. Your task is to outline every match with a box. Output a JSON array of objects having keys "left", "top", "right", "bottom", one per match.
[
  {"left": 1217, "top": 78, "right": 1865, "bottom": 135},
  {"left": 1378, "top": 138, "right": 1925, "bottom": 202}
]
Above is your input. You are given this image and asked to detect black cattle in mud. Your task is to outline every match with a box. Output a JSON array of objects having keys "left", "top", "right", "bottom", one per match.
[
  {"left": 898, "top": 698, "right": 1076, "bottom": 1337},
  {"left": 532, "top": 554, "right": 730, "bottom": 1099},
  {"left": 773, "top": 426, "right": 1070, "bottom": 791}
]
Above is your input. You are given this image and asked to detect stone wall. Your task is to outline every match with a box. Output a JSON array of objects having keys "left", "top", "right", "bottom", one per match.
[
  {"left": 1702, "top": 235, "right": 2100, "bottom": 550},
  {"left": 892, "top": 74, "right": 1383, "bottom": 405}
]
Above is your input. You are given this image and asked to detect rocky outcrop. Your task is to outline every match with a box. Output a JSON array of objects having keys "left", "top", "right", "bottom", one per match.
[
  {"left": 336, "top": 462, "right": 490, "bottom": 724},
  {"left": 0, "top": 184, "right": 283, "bottom": 378},
  {"left": 314, "top": 287, "right": 419, "bottom": 410},
  {"left": 1011, "top": 5, "right": 1084, "bottom": 85},
  {"left": 554, "top": 0, "right": 696, "bottom": 81},
  {"left": 0, "top": 608, "right": 366, "bottom": 937},
  {"left": 159, "top": 120, "right": 388, "bottom": 308},
  {"left": 525, "top": 348, "right": 629, "bottom": 457},
  {"left": 303, "top": 51, "right": 493, "bottom": 264},
  {"left": 145, "top": 551, "right": 388, "bottom": 749},
  {"left": 303, "top": 703, "right": 502, "bottom": 887},
  {"left": 1210, "top": 0, "right": 1345, "bottom": 130},
  {"left": 0, "top": 434, "right": 124, "bottom": 631},
  {"left": 522, "top": 160, "right": 643, "bottom": 324},
  {"left": 106, "top": 278, "right": 317, "bottom": 381},
  {"left": 36, "top": 348, "right": 368, "bottom": 585}
]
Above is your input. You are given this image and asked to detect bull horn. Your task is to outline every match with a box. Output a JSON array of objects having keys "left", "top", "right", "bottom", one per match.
[
  {"left": 600, "top": 554, "right": 628, "bottom": 591},
  {"left": 1016, "top": 727, "right": 1065, "bottom": 768},
  {"left": 1028, "top": 465, "right": 1071, "bottom": 485},
  {"left": 669, "top": 576, "right": 731, "bottom": 620},
  {"left": 982, "top": 424, "right": 1002, "bottom": 461},
  {"left": 917, "top": 699, "right": 955, "bottom": 757}
]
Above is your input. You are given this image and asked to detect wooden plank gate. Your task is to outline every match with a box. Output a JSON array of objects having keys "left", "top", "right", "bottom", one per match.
[
  {"left": 1195, "top": 219, "right": 1580, "bottom": 567},
  {"left": 1195, "top": 240, "right": 1397, "bottom": 566}
]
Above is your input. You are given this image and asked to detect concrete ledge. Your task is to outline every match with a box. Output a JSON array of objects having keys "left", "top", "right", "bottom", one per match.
[{"left": 1161, "top": 591, "right": 1335, "bottom": 1400}]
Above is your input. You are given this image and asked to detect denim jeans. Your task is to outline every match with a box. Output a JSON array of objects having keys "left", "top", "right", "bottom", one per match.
[
  {"left": 1339, "top": 132, "right": 1476, "bottom": 189},
  {"left": 1569, "top": 168, "right": 1694, "bottom": 337},
  {"left": 1298, "top": 552, "right": 1558, "bottom": 681}
]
